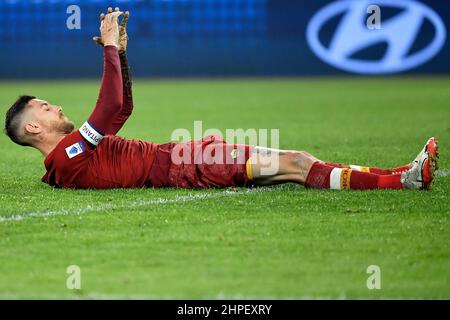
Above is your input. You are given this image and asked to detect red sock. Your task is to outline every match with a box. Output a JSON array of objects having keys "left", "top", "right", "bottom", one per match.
[
  {"left": 350, "top": 171, "right": 403, "bottom": 190},
  {"left": 392, "top": 165, "right": 412, "bottom": 173},
  {"left": 377, "top": 173, "right": 403, "bottom": 189},
  {"left": 304, "top": 162, "right": 334, "bottom": 189},
  {"left": 306, "top": 162, "right": 403, "bottom": 190},
  {"left": 325, "top": 162, "right": 411, "bottom": 175}
]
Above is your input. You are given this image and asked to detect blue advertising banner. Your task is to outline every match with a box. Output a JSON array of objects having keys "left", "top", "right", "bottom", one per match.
[{"left": 0, "top": 0, "right": 448, "bottom": 78}]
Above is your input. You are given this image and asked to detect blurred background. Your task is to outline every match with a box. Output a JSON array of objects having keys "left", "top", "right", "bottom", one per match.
[{"left": 0, "top": 0, "right": 448, "bottom": 79}]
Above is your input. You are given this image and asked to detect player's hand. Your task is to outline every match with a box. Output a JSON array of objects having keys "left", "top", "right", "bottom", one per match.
[
  {"left": 93, "top": 7, "right": 129, "bottom": 53},
  {"left": 98, "top": 7, "right": 123, "bottom": 49},
  {"left": 118, "top": 10, "right": 130, "bottom": 54}
]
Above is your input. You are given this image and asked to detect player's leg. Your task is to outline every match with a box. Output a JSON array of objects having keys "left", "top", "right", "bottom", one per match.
[
  {"left": 323, "top": 137, "right": 438, "bottom": 175},
  {"left": 247, "top": 148, "right": 319, "bottom": 186},
  {"left": 323, "top": 162, "right": 411, "bottom": 175},
  {"left": 248, "top": 149, "right": 403, "bottom": 189},
  {"left": 247, "top": 138, "right": 438, "bottom": 190}
]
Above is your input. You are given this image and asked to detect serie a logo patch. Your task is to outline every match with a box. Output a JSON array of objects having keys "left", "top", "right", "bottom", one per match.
[{"left": 65, "top": 141, "right": 85, "bottom": 159}]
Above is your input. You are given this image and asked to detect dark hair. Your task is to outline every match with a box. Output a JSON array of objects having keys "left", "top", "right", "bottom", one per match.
[{"left": 4, "top": 95, "right": 36, "bottom": 147}]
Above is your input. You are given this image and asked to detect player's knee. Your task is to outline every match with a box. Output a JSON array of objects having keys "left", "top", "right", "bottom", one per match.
[
  {"left": 288, "top": 151, "right": 317, "bottom": 169},
  {"left": 283, "top": 151, "right": 302, "bottom": 165},
  {"left": 286, "top": 150, "right": 307, "bottom": 159}
]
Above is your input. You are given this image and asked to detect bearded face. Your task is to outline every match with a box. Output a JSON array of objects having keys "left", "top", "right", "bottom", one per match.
[
  {"left": 48, "top": 113, "right": 75, "bottom": 134},
  {"left": 28, "top": 99, "right": 75, "bottom": 135}
]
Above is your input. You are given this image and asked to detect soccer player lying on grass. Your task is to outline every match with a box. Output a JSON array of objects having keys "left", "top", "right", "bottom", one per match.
[{"left": 4, "top": 8, "right": 439, "bottom": 191}]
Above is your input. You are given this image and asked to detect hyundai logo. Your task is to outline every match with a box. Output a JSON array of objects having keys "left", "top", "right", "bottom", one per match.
[{"left": 306, "top": 0, "right": 447, "bottom": 74}]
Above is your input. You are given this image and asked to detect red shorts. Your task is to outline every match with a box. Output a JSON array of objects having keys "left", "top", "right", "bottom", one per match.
[{"left": 148, "top": 135, "right": 253, "bottom": 188}]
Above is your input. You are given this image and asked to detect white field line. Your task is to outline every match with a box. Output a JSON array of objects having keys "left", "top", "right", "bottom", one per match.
[
  {"left": 435, "top": 169, "right": 450, "bottom": 178},
  {"left": 0, "top": 188, "right": 272, "bottom": 224}
]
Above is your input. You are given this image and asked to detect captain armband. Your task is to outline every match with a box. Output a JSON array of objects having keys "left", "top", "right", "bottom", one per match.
[{"left": 79, "top": 121, "right": 104, "bottom": 146}]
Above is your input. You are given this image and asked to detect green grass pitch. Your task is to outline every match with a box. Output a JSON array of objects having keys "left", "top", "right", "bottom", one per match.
[{"left": 0, "top": 78, "right": 449, "bottom": 299}]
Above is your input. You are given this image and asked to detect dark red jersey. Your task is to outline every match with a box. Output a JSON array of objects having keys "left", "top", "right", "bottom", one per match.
[
  {"left": 41, "top": 46, "right": 252, "bottom": 189},
  {"left": 42, "top": 131, "right": 158, "bottom": 189},
  {"left": 42, "top": 46, "right": 158, "bottom": 188}
]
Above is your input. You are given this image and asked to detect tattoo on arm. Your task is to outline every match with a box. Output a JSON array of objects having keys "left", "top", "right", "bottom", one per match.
[{"left": 119, "top": 52, "right": 132, "bottom": 98}]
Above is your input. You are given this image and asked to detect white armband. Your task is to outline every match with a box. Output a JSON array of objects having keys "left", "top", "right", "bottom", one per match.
[{"left": 79, "top": 121, "right": 104, "bottom": 146}]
